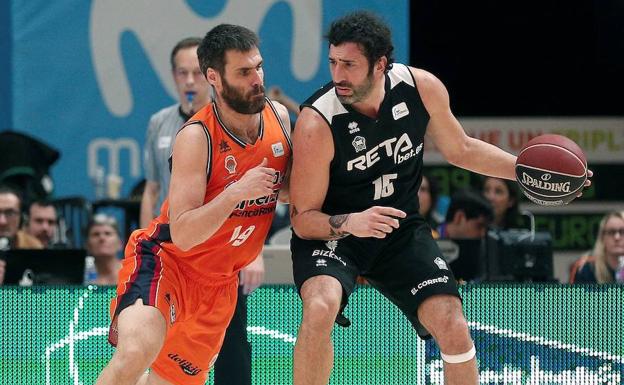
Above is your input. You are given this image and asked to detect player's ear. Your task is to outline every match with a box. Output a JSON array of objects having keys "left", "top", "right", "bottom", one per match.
[
  {"left": 206, "top": 68, "right": 219, "bottom": 87},
  {"left": 376, "top": 56, "right": 387, "bottom": 73}
]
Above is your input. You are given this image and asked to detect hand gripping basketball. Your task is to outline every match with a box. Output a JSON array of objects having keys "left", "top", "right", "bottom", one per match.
[{"left": 515, "top": 134, "right": 590, "bottom": 206}]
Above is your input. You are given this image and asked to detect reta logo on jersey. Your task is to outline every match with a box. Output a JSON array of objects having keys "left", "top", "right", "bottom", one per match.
[{"left": 346, "top": 133, "right": 421, "bottom": 171}]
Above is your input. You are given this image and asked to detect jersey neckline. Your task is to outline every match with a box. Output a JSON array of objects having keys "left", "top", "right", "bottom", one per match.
[
  {"left": 212, "top": 102, "right": 265, "bottom": 148},
  {"left": 340, "top": 73, "right": 392, "bottom": 124}
]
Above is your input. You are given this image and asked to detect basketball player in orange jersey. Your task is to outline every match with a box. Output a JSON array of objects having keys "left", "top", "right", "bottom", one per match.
[{"left": 95, "top": 24, "right": 292, "bottom": 385}]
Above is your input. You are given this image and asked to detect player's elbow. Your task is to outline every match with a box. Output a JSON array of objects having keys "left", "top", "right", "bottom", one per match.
[
  {"left": 442, "top": 137, "right": 472, "bottom": 167},
  {"left": 172, "top": 237, "right": 194, "bottom": 252},
  {"left": 170, "top": 224, "right": 195, "bottom": 252},
  {"left": 290, "top": 218, "right": 312, "bottom": 240}
]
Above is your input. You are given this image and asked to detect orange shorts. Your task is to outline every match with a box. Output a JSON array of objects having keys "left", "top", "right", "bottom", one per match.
[{"left": 108, "top": 231, "right": 239, "bottom": 385}]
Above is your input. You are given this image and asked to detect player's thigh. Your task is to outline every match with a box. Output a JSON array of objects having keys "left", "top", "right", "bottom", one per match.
[
  {"left": 366, "top": 224, "right": 460, "bottom": 338},
  {"left": 150, "top": 278, "right": 239, "bottom": 385},
  {"left": 300, "top": 275, "right": 343, "bottom": 305},
  {"left": 116, "top": 298, "right": 167, "bottom": 354},
  {"left": 417, "top": 294, "right": 467, "bottom": 339},
  {"left": 292, "top": 236, "right": 362, "bottom": 307}
]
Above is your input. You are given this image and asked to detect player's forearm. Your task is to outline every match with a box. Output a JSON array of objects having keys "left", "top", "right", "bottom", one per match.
[
  {"left": 170, "top": 189, "right": 241, "bottom": 251},
  {"left": 451, "top": 138, "right": 517, "bottom": 180},
  {"left": 291, "top": 207, "right": 351, "bottom": 240}
]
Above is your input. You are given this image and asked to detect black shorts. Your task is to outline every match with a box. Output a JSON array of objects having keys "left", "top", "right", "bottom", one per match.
[{"left": 291, "top": 222, "right": 460, "bottom": 339}]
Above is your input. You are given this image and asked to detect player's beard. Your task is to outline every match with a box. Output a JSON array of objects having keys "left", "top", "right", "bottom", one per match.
[
  {"left": 335, "top": 71, "right": 374, "bottom": 105},
  {"left": 221, "top": 76, "right": 266, "bottom": 114}
]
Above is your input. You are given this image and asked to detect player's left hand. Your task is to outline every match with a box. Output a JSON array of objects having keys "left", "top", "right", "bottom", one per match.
[
  {"left": 577, "top": 169, "right": 593, "bottom": 197},
  {"left": 240, "top": 253, "right": 265, "bottom": 295}
]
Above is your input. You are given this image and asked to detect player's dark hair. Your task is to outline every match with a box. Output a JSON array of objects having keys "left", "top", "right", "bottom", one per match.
[
  {"left": 198, "top": 24, "right": 259, "bottom": 76},
  {"left": 170, "top": 37, "right": 202, "bottom": 70},
  {"left": 326, "top": 11, "right": 395, "bottom": 73},
  {"left": 445, "top": 189, "right": 494, "bottom": 223}
]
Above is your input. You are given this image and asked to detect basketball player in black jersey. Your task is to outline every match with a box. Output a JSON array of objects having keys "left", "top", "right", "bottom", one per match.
[{"left": 289, "top": 12, "right": 519, "bottom": 385}]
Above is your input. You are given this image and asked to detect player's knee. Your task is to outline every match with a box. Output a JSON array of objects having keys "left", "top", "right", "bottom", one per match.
[
  {"left": 419, "top": 296, "right": 464, "bottom": 335},
  {"left": 117, "top": 305, "right": 166, "bottom": 351},
  {"left": 302, "top": 296, "right": 340, "bottom": 329},
  {"left": 108, "top": 345, "right": 154, "bottom": 378},
  {"left": 432, "top": 315, "right": 472, "bottom": 353}
]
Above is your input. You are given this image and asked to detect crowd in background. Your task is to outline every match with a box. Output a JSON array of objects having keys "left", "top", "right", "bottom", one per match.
[{"left": 2, "top": 166, "right": 622, "bottom": 285}]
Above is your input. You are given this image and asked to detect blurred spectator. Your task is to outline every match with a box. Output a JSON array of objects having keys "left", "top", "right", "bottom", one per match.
[
  {"left": 418, "top": 174, "right": 441, "bottom": 230},
  {"left": 140, "top": 37, "right": 212, "bottom": 228},
  {"left": 0, "top": 185, "right": 43, "bottom": 249},
  {"left": 85, "top": 214, "right": 122, "bottom": 285},
  {"left": 24, "top": 200, "right": 58, "bottom": 247},
  {"left": 267, "top": 202, "right": 291, "bottom": 244},
  {"left": 267, "top": 86, "right": 300, "bottom": 117},
  {"left": 0, "top": 131, "right": 59, "bottom": 204},
  {"left": 570, "top": 211, "right": 624, "bottom": 283},
  {"left": 437, "top": 189, "right": 493, "bottom": 239},
  {"left": 482, "top": 176, "right": 522, "bottom": 229}
]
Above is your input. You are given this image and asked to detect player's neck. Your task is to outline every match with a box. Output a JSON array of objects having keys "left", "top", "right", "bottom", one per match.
[
  {"left": 350, "top": 81, "right": 385, "bottom": 119},
  {"left": 214, "top": 100, "right": 261, "bottom": 144}
]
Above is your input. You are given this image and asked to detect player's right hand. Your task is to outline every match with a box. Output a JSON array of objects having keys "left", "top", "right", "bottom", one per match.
[
  {"left": 229, "top": 158, "right": 276, "bottom": 201},
  {"left": 347, "top": 206, "right": 407, "bottom": 238}
]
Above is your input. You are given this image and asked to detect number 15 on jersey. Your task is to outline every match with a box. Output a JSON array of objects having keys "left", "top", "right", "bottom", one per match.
[{"left": 372, "top": 173, "right": 398, "bottom": 200}]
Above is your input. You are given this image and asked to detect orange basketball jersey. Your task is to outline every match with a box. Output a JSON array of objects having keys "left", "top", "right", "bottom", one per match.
[{"left": 144, "top": 99, "right": 291, "bottom": 280}]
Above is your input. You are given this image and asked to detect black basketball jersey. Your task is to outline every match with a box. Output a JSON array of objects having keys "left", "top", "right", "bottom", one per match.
[{"left": 301, "top": 63, "right": 429, "bottom": 223}]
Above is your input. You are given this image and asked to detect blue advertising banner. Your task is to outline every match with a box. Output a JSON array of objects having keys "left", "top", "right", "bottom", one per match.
[
  {"left": 8, "top": 0, "right": 408, "bottom": 199},
  {"left": 0, "top": 1, "right": 10, "bottom": 129}
]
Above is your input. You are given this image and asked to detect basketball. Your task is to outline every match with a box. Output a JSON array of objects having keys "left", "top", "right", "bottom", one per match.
[{"left": 515, "top": 134, "right": 587, "bottom": 206}]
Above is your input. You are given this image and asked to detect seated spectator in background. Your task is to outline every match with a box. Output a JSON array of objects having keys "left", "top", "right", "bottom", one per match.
[
  {"left": 0, "top": 186, "right": 43, "bottom": 285},
  {"left": 266, "top": 202, "right": 291, "bottom": 244},
  {"left": 24, "top": 200, "right": 58, "bottom": 247},
  {"left": 570, "top": 210, "right": 624, "bottom": 283},
  {"left": 267, "top": 86, "right": 300, "bottom": 117},
  {"left": 0, "top": 185, "right": 43, "bottom": 249},
  {"left": 437, "top": 189, "right": 493, "bottom": 239},
  {"left": 418, "top": 174, "right": 441, "bottom": 231},
  {"left": 85, "top": 214, "right": 122, "bottom": 285},
  {"left": 482, "top": 176, "right": 522, "bottom": 229}
]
